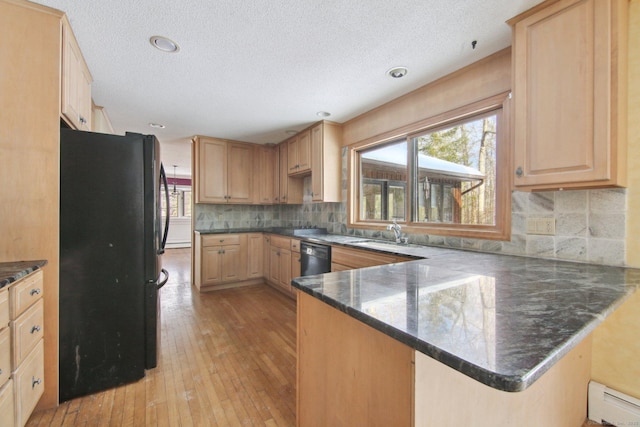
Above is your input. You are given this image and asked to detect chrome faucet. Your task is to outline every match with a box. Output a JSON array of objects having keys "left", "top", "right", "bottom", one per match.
[{"left": 387, "top": 219, "right": 402, "bottom": 243}]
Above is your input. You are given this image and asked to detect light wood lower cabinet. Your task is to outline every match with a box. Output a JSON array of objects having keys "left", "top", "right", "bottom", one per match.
[
  {"left": 247, "top": 233, "right": 263, "bottom": 279},
  {"left": 331, "top": 246, "right": 411, "bottom": 271},
  {"left": 297, "top": 291, "right": 591, "bottom": 427},
  {"left": 267, "top": 235, "right": 294, "bottom": 295},
  {"left": 3, "top": 270, "right": 45, "bottom": 427},
  {"left": 13, "top": 340, "right": 44, "bottom": 427},
  {"left": 297, "top": 292, "right": 413, "bottom": 426},
  {"left": 0, "top": 379, "right": 15, "bottom": 427},
  {"left": 195, "top": 233, "right": 413, "bottom": 298},
  {"left": 196, "top": 234, "right": 249, "bottom": 290}
]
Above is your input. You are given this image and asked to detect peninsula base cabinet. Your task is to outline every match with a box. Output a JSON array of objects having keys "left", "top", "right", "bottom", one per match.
[
  {"left": 0, "top": 270, "right": 45, "bottom": 427},
  {"left": 297, "top": 291, "right": 592, "bottom": 427}
]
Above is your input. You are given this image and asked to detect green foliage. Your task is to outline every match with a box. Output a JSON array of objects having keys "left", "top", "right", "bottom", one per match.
[{"left": 417, "top": 125, "right": 470, "bottom": 166}]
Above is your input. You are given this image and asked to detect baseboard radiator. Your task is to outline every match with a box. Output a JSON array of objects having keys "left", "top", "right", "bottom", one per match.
[{"left": 588, "top": 381, "right": 640, "bottom": 426}]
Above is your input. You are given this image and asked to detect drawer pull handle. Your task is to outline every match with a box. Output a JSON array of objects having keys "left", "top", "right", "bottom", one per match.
[
  {"left": 31, "top": 325, "right": 41, "bottom": 334},
  {"left": 32, "top": 377, "right": 42, "bottom": 389},
  {"left": 30, "top": 288, "right": 42, "bottom": 296},
  {"left": 0, "top": 368, "right": 2, "bottom": 375}
]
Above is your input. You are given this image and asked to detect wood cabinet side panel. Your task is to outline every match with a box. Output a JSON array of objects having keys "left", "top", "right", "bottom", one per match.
[
  {"left": 414, "top": 336, "right": 591, "bottom": 426},
  {"left": 297, "top": 292, "right": 413, "bottom": 427},
  {"left": 0, "top": 2, "right": 61, "bottom": 409}
]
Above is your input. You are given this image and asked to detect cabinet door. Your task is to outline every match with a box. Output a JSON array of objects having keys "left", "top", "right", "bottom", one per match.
[
  {"left": 220, "top": 245, "right": 242, "bottom": 282},
  {"left": 247, "top": 234, "right": 263, "bottom": 278},
  {"left": 263, "top": 235, "right": 272, "bottom": 280},
  {"left": 197, "top": 138, "right": 227, "bottom": 203},
  {"left": 256, "top": 146, "right": 276, "bottom": 204},
  {"left": 511, "top": 0, "right": 626, "bottom": 189},
  {"left": 291, "top": 252, "right": 301, "bottom": 282},
  {"left": 279, "top": 248, "right": 292, "bottom": 292},
  {"left": 202, "top": 246, "right": 222, "bottom": 285},
  {"left": 269, "top": 246, "right": 281, "bottom": 284},
  {"left": 227, "top": 143, "right": 254, "bottom": 203},
  {"left": 61, "top": 20, "right": 92, "bottom": 131},
  {"left": 297, "top": 130, "right": 311, "bottom": 172},
  {"left": 287, "top": 136, "right": 299, "bottom": 174}
]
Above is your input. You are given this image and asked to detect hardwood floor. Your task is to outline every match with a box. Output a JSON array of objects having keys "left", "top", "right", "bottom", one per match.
[{"left": 27, "top": 248, "right": 297, "bottom": 426}]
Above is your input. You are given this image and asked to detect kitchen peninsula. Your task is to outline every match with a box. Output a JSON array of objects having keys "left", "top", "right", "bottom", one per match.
[{"left": 288, "top": 239, "right": 638, "bottom": 426}]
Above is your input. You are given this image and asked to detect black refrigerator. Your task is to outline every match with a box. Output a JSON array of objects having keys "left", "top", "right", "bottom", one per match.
[{"left": 59, "top": 128, "right": 169, "bottom": 402}]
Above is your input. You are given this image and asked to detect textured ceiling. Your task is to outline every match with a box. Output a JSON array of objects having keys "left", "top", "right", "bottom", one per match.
[{"left": 32, "top": 0, "right": 542, "bottom": 177}]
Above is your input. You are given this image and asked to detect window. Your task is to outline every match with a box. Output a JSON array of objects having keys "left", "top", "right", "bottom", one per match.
[
  {"left": 349, "top": 94, "right": 510, "bottom": 241},
  {"left": 161, "top": 187, "right": 192, "bottom": 218}
]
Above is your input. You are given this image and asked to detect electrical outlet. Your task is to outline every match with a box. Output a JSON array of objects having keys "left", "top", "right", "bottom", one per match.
[{"left": 526, "top": 217, "right": 556, "bottom": 235}]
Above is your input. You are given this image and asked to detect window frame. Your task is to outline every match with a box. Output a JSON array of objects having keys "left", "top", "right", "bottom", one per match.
[{"left": 348, "top": 92, "right": 511, "bottom": 241}]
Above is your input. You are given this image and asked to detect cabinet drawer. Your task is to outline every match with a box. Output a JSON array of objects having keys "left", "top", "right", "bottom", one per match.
[
  {"left": 9, "top": 270, "right": 43, "bottom": 319},
  {"left": 11, "top": 299, "right": 44, "bottom": 369},
  {"left": 332, "top": 247, "right": 397, "bottom": 269},
  {"left": 0, "top": 289, "right": 8, "bottom": 328},
  {"left": 0, "top": 379, "right": 15, "bottom": 427},
  {"left": 270, "top": 235, "right": 290, "bottom": 250},
  {"left": 14, "top": 340, "right": 44, "bottom": 427},
  {"left": 0, "top": 328, "right": 10, "bottom": 387},
  {"left": 290, "top": 239, "right": 301, "bottom": 253},
  {"left": 202, "top": 234, "right": 240, "bottom": 247}
]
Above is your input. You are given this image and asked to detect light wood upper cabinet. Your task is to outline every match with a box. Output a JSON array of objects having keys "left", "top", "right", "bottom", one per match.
[
  {"left": 61, "top": 16, "right": 92, "bottom": 131},
  {"left": 288, "top": 130, "right": 311, "bottom": 175},
  {"left": 255, "top": 145, "right": 277, "bottom": 204},
  {"left": 91, "top": 101, "right": 114, "bottom": 134},
  {"left": 227, "top": 143, "right": 253, "bottom": 202},
  {"left": 265, "top": 235, "right": 296, "bottom": 296},
  {"left": 278, "top": 142, "right": 303, "bottom": 204},
  {"left": 194, "top": 136, "right": 254, "bottom": 204},
  {"left": 509, "top": 0, "right": 628, "bottom": 190},
  {"left": 311, "top": 122, "right": 342, "bottom": 202}
]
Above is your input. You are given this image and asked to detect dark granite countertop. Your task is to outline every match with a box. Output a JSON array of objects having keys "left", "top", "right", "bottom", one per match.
[
  {"left": 0, "top": 260, "right": 48, "bottom": 289},
  {"left": 292, "top": 252, "right": 639, "bottom": 392},
  {"left": 196, "top": 227, "right": 639, "bottom": 391}
]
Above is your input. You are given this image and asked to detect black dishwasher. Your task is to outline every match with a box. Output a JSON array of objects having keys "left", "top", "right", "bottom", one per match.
[{"left": 300, "top": 241, "right": 331, "bottom": 276}]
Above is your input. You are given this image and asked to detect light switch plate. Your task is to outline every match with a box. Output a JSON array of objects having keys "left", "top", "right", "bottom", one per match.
[{"left": 526, "top": 217, "right": 556, "bottom": 235}]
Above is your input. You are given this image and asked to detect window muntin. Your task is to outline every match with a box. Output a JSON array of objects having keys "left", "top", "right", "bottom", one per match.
[{"left": 350, "top": 94, "right": 510, "bottom": 241}]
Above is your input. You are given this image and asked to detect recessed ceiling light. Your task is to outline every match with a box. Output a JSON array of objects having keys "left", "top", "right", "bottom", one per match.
[
  {"left": 387, "top": 66, "right": 408, "bottom": 78},
  {"left": 149, "top": 123, "right": 166, "bottom": 129},
  {"left": 149, "top": 36, "right": 180, "bottom": 53},
  {"left": 316, "top": 111, "right": 331, "bottom": 118},
  {"left": 285, "top": 130, "right": 298, "bottom": 135}
]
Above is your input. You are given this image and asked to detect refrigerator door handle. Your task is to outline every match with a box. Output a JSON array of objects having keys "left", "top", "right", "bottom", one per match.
[
  {"left": 157, "top": 268, "right": 169, "bottom": 289},
  {"left": 159, "top": 163, "right": 170, "bottom": 254}
]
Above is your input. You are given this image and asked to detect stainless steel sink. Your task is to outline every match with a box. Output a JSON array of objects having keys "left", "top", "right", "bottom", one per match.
[{"left": 351, "top": 240, "right": 423, "bottom": 251}]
